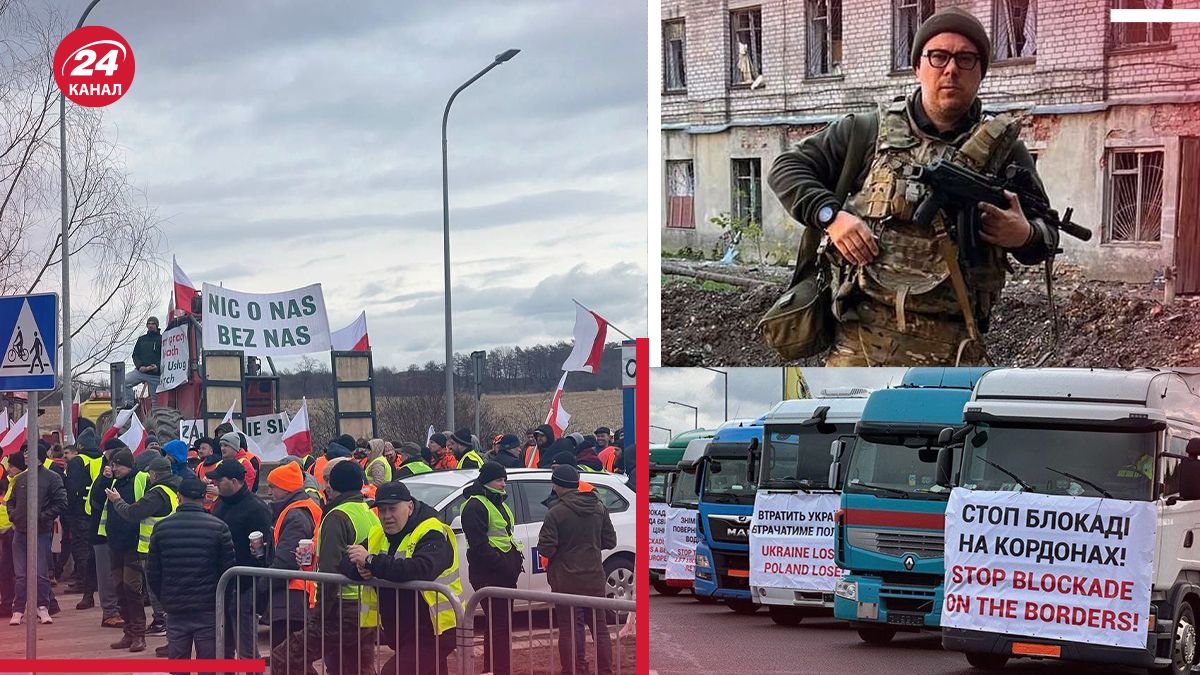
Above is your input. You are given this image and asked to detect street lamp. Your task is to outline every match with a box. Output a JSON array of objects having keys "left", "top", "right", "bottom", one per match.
[
  {"left": 668, "top": 400, "right": 699, "bottom": 431},
  {"left": 700, "top": 366, "right": 728, "bottom": 422},
  {"left": 649, "top": 424, "right": 673, "bottom": 442},
  {"left": 441, "top": 48, "right": 520, "bottom": 430}
]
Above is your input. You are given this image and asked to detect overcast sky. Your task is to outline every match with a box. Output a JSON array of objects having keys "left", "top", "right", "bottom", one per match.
[
  {"left": 649, "top": 368, "right": 905, "bottom": 443},
  {"left": 79, "top": 0, "right": 647, "bottom": 369}
]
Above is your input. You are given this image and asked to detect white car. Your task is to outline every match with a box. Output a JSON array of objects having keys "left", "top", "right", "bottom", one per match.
[{"left": 399, "top": 468, "right": 636, "bottom": 604}]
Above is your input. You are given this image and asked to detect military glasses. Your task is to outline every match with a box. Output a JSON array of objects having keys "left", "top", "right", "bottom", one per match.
[{"left": 922, "top": 49, "right": 981, "bottom": 71}]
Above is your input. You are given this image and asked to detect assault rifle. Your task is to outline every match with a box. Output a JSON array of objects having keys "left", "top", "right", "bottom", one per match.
[{"left": 907, "top": 159, "right": 1092, "bottom": 268}]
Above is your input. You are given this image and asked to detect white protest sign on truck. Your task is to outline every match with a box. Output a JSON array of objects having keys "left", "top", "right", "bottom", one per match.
[
  {"left": 942, "top": 488, "right": 1156, "bottom": 649},
  {"left": 157, "top": 324, "right": 189, "bottom": 393},
  {"left": 664, "top": 507, "right": 698, "bottom": 581},
  {"left": 749, "top": 492, "right": 843, "bottom": 591},
  {"left": 201, "top": 282, "right": 331, "bottom": 356},
  {"left": 649, "top": 503, "right": 669, "bottom": 571}
]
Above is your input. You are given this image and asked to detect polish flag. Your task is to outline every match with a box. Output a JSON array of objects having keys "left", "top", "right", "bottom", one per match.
[
  {"left": 561, "top": 302, "right": 609, "bottom": 374},
  {"left": 281, "top": 398, "right": 312, "bottom": 458},
  {"left": 120, "top": 414, "right": 149, "bottom": 455},
  {"left": 331, "top": 311, "right": 370, "bottom": 352},
  {"left": 221, "top": 399, "right": 237, "bottom": 425},
  {"left": 545, "top": 372, "right": 571, "bottom": 438},
  {"left": 0, "top": 408, "right": 9, "bottom": 436},
  {"left": 425, "top": 425, "right": 435, "bottom": 446},
  {"left": 0, "top": 410, "right": 27, "bottom": 457},
  {"left": 174, "top": 256, "right": 198, "bottom": 315},
  {"left": 67, "top": 391, "right": 79, "bottom": 438}
]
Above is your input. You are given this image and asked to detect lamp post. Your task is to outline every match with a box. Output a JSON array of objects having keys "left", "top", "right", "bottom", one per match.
[
  {"left": 700, "top": 366, "right": 728, "bottom": 422},
  {"left": 668, "top": 400, "right": 699, "bottom": 431},
  {"left": 441, "top": 48, "right": 520, "bottom": 430},
  {"left": 649, "top": 424, "right": 673, "bottom": 443}
]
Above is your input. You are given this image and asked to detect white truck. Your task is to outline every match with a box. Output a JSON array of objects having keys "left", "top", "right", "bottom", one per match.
[{"left": 941, "top": 368, "right": 1200, "bottom": 674}]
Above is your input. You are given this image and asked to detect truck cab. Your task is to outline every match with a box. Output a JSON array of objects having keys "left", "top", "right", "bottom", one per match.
[
  {"left": 941, "top": 368, "right": 1200, "bottom": 674},
  {"left": 753, "top": 392, "right": 870, "bottom": 625},
  {"left": 834, "top": 368, "right": 991, "bottom": 643},
  {"left": 662, "top": 429, "right": 714, "bottom": 595},
  {"left": 650, "top": 443, "right": 683, "bottom": 596},
  {"left": 691, "top": 418, "right": 765, "bottom": 613}
]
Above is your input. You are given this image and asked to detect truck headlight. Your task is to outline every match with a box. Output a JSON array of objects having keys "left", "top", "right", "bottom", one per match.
[
  {"left": 695, "top": 554, "right": 711, "bottom": 570},
  {"left": 835, "top": 580, "right": 858, "bottom": 601}
]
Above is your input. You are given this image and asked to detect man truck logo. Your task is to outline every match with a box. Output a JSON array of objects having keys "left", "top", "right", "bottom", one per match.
[
  {"left": 903, "top": 554, "right": 916, "bottom": 571},
  {"left": 728, "top": 527, "right": 749, "bottom": 540}
]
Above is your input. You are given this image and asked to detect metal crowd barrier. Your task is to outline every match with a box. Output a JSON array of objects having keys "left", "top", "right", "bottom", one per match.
[{"left": 212, "top": 566, "right": 637, "bottom": 675}]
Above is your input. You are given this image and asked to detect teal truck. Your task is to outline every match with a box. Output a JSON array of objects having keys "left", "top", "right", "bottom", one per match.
[
  {"left": 651, "top": 429, "right": 713, "bottom": 597},
  {"left": 833, "top": 368, "right": 991, "bottom": 643}
]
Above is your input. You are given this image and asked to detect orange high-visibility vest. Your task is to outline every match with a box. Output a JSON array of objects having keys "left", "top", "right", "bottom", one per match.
[
  {"left": 524, "top": 446, "right": 540, "bottom": 468},
  {"left": 310, "top": 456, "right": 329, "bottom": 488},
  {"left": 598, "top": 447, "right": 617, "bottom": 473},
  {"left": 274, "top": 498, "right": 322, "bottom": 608}
]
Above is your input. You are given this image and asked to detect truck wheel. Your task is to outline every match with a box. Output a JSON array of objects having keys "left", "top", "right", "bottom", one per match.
[
  {"left": 145, "top": 408, "right": 184, "bottom": 444},
  {"left": 1155, "top": 601, "right": 1198, "bottom": 675},
  {"left": 964, "top": 652, "right": 1009, "bottom": 670},
  {"left": 856, "top": 626, "right": 896, "bottom": 644},
  {"left": 725, "top": 599, "right": 759, "bottom": 615},
  {"left": 768, "top": 606, "right": 804, "bottom": 626},
  {"left": 651, "top": 581, "right": 681, "bottom": 596}
]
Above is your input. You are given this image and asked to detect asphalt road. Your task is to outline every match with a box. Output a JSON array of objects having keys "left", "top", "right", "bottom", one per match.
[{"left": 649, "top": 590, "right": 1151, "bottom": 675}]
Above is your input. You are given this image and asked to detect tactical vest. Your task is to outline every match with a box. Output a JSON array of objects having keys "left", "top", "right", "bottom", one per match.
[
  {"left": 366, "top": 516, "right": 463, "bottom": 636},
  {"left": 459, "top": 450, "right": 485, "bottom": 471},
  {"left": 137, "top": 484, "right": 178, "bottom": 554},
  {"left": 838, "top": 95, "right": 1021, "bottom": 337},
  {"left": 468, "top": 493, "right": 522, "bottom": 553},
  {"left": 316, "top": 500, "right": 380, "bottom": 627},
  {"left": 98, "top": 472, "right": 149, "bottom": 537}
]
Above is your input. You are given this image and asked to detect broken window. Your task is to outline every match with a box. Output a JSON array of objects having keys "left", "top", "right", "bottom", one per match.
[
  {"left": 893, "top": 0, "right": 934, "bottom": 71},
  {"left": 731, "top": 158, "right": 763, "bottom": 228},
  {"left": 664, "top": 20, "right": 687, "bottom": 92},
  {"left": 1110, "top": 0, "right": 1172, "bottom": 49},
  {"left": 729, "top": 8, "right": 763, "bottom": 86},
  {"left": 994, "top": 0, "right": 1036, "bottom": 60},
  {"left": 807, "top": 0, "right": 842, "bottom": 77},
  {"left": 1106, "top": 149, "right": 1164, "bottom": 243},
  {"left": 666, "top": 160, "right": 695, "bottom": 229}
]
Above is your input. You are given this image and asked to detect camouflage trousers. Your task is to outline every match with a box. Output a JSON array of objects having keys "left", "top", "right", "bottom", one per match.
[{"left": 825, "top": 300, "right": 988, "bottom": 367}]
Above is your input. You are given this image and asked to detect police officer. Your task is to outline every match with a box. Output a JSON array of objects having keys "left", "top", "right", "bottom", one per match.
[
  {"left": 768, "top": 7, "right": 1057, "bottom": 366},
  {"left": 460, "top": 462, "right": 523, "bottom": 675},
  {"left": 450, "top": 428, "right": 485, "bottom": 470},
  {"left": 344, "top": 481, "right": 462, "bottom": 675}
]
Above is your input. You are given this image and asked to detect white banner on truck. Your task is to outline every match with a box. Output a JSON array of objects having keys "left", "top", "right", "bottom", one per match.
[
  {"left": 157, "top": 324, "right": 189, "bottom": 393},
  {"left": 649, "top": 502, "right": 669, "bottom": 571},
  {"left": 749, "top": 492, "right": 843, "bottom": 591},
  {"left": 202, "top": 282, "right": 331, "bottom": 356},
  {"left": 179, "top": 419, "right": 203, "bottom": 447},
  {"left": 942, "top": 488, "right": 1156, "bottom": 649},
  {"left": 664, "top": 507, "right": 698, "bottom": 581}
]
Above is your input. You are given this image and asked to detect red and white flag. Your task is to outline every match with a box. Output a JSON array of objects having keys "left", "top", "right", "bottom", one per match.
[
  {"left": 331, "top": 311, "right": 370, "bottom": 352},
  {"left": 281, "top": 398, "right": 312, "bottom": 458},
  {"left": 119, "top": 413, "right": 149, "bottom": 455},
  {"left": 66, "top": 391, "right": 79, "bottom": 438},
  {"left": 174, "top": 256, "right": 198, "bottom": 315},
  {"left": 561, "top": 302, "right": 609, "bottom": 374},
  {"left": 221, "top": 399, "right": 237, "bottom": 425},
  {"left": 545, "top": 372, "right": 571, "bottom": 437},
  {"left": 0, "top": 407, "right": 9, "bottom": 436},
  {"left": 0, "top": 410, "right": 28, "bottom": 457}
]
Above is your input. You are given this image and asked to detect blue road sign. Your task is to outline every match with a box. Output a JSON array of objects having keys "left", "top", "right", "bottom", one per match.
[{"left": 0, "top": 293, "right": 58, "bottom": 392}]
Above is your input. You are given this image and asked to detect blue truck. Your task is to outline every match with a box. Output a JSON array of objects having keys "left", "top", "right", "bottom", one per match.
[
  {"left": 689, "top": 418, "right": 764, "bottom": 614},
  {"left": 833, "top": 367, "right": 991, "bottom": 643}
]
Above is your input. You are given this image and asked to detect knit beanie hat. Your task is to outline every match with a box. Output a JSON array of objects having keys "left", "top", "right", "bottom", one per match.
[
  {"left": 328, "top": 459, "right": 365, "bottom": 493},
  {"left": 911, "top": 7, "right": 991, "bottom": 76},
  {"left": 552, "top": 465, "right": 579, "bottom": 489},
  {"left": 111, "top": 448, "right": 135, "bottom": 469},
  {"left": 219, "top": 431, "right": 241, "bottom": 451},
  {"left": 476, "top": 461, "right": 507, "bottom": 487},
  {"left": 268, "top": 462, "right": 305, "bottom": 493}
]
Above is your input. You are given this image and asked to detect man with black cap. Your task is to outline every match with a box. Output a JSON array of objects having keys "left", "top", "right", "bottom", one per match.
[
  {"left": 460, "top": 462, "right": 522, "bottom": 674},
  {"left": 427, "top": 432, "right": 456, "bottom": 471},
  {"left": 449, "top": 427, "right": 485, "bottom": 470},
  {"left": 538, "top": 465, "right": 617, "bottom": 675},
  {"left": 491, "top": 434, "right": 524, "bottom": 470},
  {"left": 343, "top": 480, "right": 462, "bottom": 675},
  {"left": 531, "top": 425, "right": 557, "bottom": 468},
  {"left": 87, "top": 438, "right": 127, "bottom": 627},
  {"left": 768, "top": 6, "right": 1057, "bottom": 367},
  {"left": 64, "top": 428, "right": 103, "bottom": 600},
  {"left": 146, "top": 477, "right": 235, "bottom": 667},
  {"left": 274, "top": 459, "right": 379, "bottom": 675},
  {"left": 208, "top": 458, "right": 271, "bottom": 660},
  {"left": 97, "top": 447, "right": 148, "bottom": 651},
  {"left": 393, "top": 442, "right": 434, "bottom": 479}
]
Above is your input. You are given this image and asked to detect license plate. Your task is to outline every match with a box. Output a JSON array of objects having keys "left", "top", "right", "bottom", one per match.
[{"left": 887, "top": 612, "right": 924, "bottom": 626}]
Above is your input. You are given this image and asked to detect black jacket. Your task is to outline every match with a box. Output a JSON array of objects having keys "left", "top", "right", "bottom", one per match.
[
  {"left": 132, "top": 330, "right": 161, "bottom": 371},
  {"left": 492, "top": 447, "right": 523, "bottom": 469},
  {"left": 87, "top": 460, "right": 111, "bottom": 545},
  {"left": 65, "top": 442, "right": 103, "bottom": 516},
  {"left": 461, "top": 483, "right": 522, "bottom": 589},
  {"left": 212, "top": 486, "right": 272, "bottom": 569},
  {"left": 111, "top": 473, "right": 180, "bottom": 525},
  {"left": 341, "top": 500, "right": 455, "bottom": 648},
  {"left": 534, "top": 424, "right": 558, "bottom": 468},
  {"left": 267, "top": 490, "right": 318, "bottom": 622},
  {"left": 146, "top": 503, "right": 236, "bottom": 614},
  {"left": 7, "top": 466, "right": 67, "bottom": 534},
  {"left": 102, "top": 470, "right": 142, "bottom": 551}
]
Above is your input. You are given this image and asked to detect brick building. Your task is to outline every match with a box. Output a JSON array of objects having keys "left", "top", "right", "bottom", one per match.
[{"left": 661, "top": 0, "right": 1200, "bottom": 292}]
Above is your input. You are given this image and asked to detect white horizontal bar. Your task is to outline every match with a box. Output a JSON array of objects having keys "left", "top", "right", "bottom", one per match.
[{"left": 1110, "top": 8, "right": 1200, "bottom": 22}]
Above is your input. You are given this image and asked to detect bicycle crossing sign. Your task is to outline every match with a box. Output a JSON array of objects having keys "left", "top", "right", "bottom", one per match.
[{"left": 0, "top": 293, "right": 58, "bottom": 391}]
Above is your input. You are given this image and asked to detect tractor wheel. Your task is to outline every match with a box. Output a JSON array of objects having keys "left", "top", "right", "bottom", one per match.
[
  {"left": 94, "top": 410, "right": 114, "bottom": 435},
  {"left": 145, "top": 408, "right": 184, "bottom": 444}
]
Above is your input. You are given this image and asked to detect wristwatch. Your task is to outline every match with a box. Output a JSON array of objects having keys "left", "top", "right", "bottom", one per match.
[{"left": 816, "top": 204, "right": 838, "bottom": 230}]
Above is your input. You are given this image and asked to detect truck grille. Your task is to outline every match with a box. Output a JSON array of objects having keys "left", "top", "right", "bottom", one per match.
[
  {"left": 846, "top": 528, "right": 943, "bottom": 559},
  {"left": 708, "top": 514, "right": 752, "bottom": 544},
  {"left": 714, "top": 551, "right": 750, "bottom": 591}
]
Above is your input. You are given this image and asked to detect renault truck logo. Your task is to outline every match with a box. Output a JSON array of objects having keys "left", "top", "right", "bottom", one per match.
[{"left": 903, "top": 554, "right": 916, "bottom": 571}]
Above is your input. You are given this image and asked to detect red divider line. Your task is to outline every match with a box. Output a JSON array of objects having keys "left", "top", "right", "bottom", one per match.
[
  {"left": 0, "top": 659, "right": 265, "bottom": 673},
  {"left": 635, "top": 337, "right": 649, "bottom": 675}
]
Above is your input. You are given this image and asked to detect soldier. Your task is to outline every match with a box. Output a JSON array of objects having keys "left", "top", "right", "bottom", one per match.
[{"left": 768, "top": 7, "right": 1057, "bottom": 366}]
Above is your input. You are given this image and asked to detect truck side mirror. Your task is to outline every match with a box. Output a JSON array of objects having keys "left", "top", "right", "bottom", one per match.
[
  {"left": 937, "top": 427, "right": 954, "bottom": 445},
  {"left": 935, "top": 446, "right": 953, "bottom": 487},
  {"left": 828, "top": 461, "right": 841, "bottom": 489},
  {"left": 747, "top": 438, "right": 760, "bottom": 484},
  {"left": 830, "top": 439, "right": 846, "bottom": 459}
]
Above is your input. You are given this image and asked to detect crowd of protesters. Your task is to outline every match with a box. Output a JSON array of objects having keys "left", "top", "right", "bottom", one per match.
[{"left": 0, "top": 407, "right": 629, "bottom": 674}]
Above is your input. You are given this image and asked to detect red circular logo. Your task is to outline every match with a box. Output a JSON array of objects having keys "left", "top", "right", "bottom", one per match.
[{"left": 53, "top": 25, "right": 135, "bottom": 107}]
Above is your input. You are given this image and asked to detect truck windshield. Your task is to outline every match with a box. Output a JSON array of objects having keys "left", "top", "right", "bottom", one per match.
[
  {"left": 960, "top": 425, "right": 1155, "bottom": 501},
  {"left": 670, "top": 469, "right": 701, "bottom": 509},
  {"left": 762, "top": 424, "right": 849, "bottom": 490},
  {"left": 700, "top": 456, "right": 757, "bottom": 505},
  {"left": 843, "top": 436, "right": 953, "bottom": 501},
  {"left": 649, "top": 470, "right": 670, "bottom": 503}
]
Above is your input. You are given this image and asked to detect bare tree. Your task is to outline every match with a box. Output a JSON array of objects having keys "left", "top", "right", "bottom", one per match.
[{"left": 0, "top": 2, "right": 165, "bottom": 388}]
